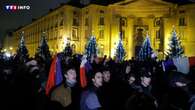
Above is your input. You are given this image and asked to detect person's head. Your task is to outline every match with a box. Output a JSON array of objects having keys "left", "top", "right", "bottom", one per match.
[
  {"left": 26, "top": 60, "right": 40, "bottom": 76},
  {"left": 125, "top": 65, "right": 131, "bottom": 74},
  {"left": 128, "top": 74, "right": 136, "bottom": 85},
  {"left": 103, "top": 69, "right": 111, "bottom": 83},
  {"left": 141, "top": 71, "right": 152, "bottom": 87},
  {"left": 152, "top": 66, "right": 156, "bottom": 73},
  {"left": 91, "top": 70, "right": 103, "bottom": 88},
  {"left": 64, "top": 66, "right": 77, "bottom": 87},
  {"left": 94, "top": 56, "right": 100, "bottom": 64},
  {"left": 114, "top": 56, "right": 119, "bottom": 63}
]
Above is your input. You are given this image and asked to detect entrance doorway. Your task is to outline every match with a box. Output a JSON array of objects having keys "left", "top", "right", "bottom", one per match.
[{"left": 133, "top": 25, "right": 148, "bottom": 57}]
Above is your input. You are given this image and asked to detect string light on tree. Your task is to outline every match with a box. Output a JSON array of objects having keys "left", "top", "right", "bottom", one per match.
[{"left": 166, "top": 26, "right": 184, "bottom": 58}]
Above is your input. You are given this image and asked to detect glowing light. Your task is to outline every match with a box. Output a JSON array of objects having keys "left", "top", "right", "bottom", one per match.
[
  {"left": 59, "top": 35, "right": 72, "bottom": 52},
  {"left": 5, "top": 52, "right": 11, "bottom": 58},
  {"left": 9, "top": 47, "right": 13, "bottom": 50},
  {"left": 64, "top": 37, "right": 68, "bottom": 46},
  {"left": 111, "top": 48, "right": 116, "bottom": 58}
]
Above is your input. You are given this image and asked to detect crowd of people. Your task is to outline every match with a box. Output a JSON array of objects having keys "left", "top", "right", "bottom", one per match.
[{"left": 0, "top": 53, "right": 195, "bottom": 110}]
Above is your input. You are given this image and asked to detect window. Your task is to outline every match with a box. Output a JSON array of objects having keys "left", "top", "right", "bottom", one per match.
[
  {"left": 60, "top": 11, "right": 64, "bottom": 17},
  {"left": 121, "top": 30, "right": 125, "bottom": 40},
  {"left": 55, "top": 21, "right": 58, "bottom": 28},
  {"left": 50, "top": 33, "right": 53, "bottom": 40},
  {"left": 60, "top": 19, "right": 64, "bottom": 26},
  {"left": 85, "top": 11, "right": 88, "bottom": 14},
  {"left": 121, "top": 19, "right": 126, "bottom": 26},
  {"left": 179, "top": 10, "right": 185, "bottom": 14},
  {"left": 99, "top": 17, "right": 104, "bottom": 25},
  {"left": 85, "top": 18, "right": 88, "bottom": 26},
  {"left": 73, "top": 11, "right": 77, "bottom": 15},
  {"left": 72, "top": 28, "right": 79, "bottom": 40},
  {"left": 156, "top": 30, "right": 160, "bottom": 39},
  {"left": 120, "top": 17, "right": 127, "bottom": 27},
  {"left": 179, "top": 17, "right": 186, "bottom": 26},
  {"left": 47, "top": 24, "right": 49, "bottom": 31},
  {"left": 48, "top": 33, "right": 50, "bottom": 40},
  {"left": 85, "top": 29, "right": 89, "bottom": 39},
  {"left": 100, "top": 10, "right": 104, "bottom": 13},
  {"left": 99, "top": 30, "right": 104, "bottom": 39},
  {"left": 55, "top": 31, "right": 58, "bottom": 40},
  {"left": 121, "top": 20, "right": 125, "bottom": 26},
  {"left": 154, "top": 18, "right": 161, "bottom": 27},
  {"left": 73, "top": 18, "right": 79, "bottom": 26}
]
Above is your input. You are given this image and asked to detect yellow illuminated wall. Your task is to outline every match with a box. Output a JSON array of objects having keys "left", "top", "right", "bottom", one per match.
[{"left": 3, "top": 0, "right": 195, "bottom": 59}]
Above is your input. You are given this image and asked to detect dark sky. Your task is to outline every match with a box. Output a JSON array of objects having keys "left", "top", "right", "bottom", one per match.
[{"left": 0, "top": 0, "right": 69, "bottom": 47}]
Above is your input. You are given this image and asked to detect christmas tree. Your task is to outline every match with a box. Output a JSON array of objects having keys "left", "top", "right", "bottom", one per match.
[
  {"left": 35, "top": 32, "right": 51, "bottom": 61},
  {"left": 85, "top": 36, "right": 98, "bottom": 59},
  {"left": 166, "top": 27, "right": 184, "bottom": 58},
  {"left": 115, "top": 34, "right": 126, "bottom": 62},
  {"left": 138, "top": 33, "right": 153, "bottom": 61},
  {"left": 16, "top": 31, "right": 29, "bottom": 62},
  {"left": 63, "top": 41, "right": 73, "bottom": 57}
]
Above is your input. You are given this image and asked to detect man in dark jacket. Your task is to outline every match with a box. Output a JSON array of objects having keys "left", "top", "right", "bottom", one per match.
[{"left": 51, "top": 64, "right": 80, "bottom": 110}]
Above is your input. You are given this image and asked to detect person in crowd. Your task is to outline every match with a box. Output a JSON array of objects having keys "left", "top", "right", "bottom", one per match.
[
  {"left": 10, "top": 61, "right": 42, "bottom": 110},
  {"left": 80, "top": 69, "right": 103, "bottom": 110},
  {"left": 188, "top": 81, "right": 195, "bottom": 110},
  {"left": 139, "top": 71, "right": 153, "bottom": 95},
  {"left": 122, "top": 62, "right": 132, "bottom": 81},
  {"left": 99, "top": 67, "right": 115, "bottom": 110},
  {"left": 102, "top": 67, "right": 111, "bottom": 83},
  {"left": 51, "top": 64, "right": 80, "bottom": 110},
  {"left": 125, "top": 92, "right": 157, "bottom": 110},
  {"left": 90, "top": 54, "right": 102, "bottom": 71},
  {"left": 167, "top": 72, "right": 191, "bottom": 110},
  {"left": 138, "top": 70, "right": 158, "bottom": 108},
  {"left": 127, "top": 73, "right": 141, "bottom": 93}
]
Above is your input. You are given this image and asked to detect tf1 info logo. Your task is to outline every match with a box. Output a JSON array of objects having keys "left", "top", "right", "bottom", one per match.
[{"left": 5, "top": 5, "right": 30, "bottom": 11}]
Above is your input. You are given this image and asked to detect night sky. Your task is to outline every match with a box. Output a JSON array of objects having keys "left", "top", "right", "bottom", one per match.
[
  {"left": 0, "top": 0, "right": 194, "bottom": 47},
  {"left": 0, "top": 0, "right": 69, "bottom": 47}
]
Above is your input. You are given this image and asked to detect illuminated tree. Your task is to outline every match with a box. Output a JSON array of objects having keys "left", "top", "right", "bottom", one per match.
[
  {"left": 115, "top": 36, "right": 126, "bottom": 62},
  {"left": 35, "top": 32, "right": 51, "bottom": 61},
  {"left": 138, "top": 34, "right": 153, "bottom": 61},
  {"left": 17, "top": 32, "right": 29, "bottom": 62},
  {"left": 85, "top": 36, "right": 98, "bottom": 59},
  {"left": 166, "top": 28, "right": 184, "bottom": 58}
]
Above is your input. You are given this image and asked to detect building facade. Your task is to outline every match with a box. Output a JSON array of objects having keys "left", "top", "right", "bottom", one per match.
[{"left": 3, "top": 0, "right": 195, "bottom": 59}]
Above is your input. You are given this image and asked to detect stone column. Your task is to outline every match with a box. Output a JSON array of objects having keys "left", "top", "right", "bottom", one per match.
[{"left": 127, "top": 16, "right": 134, "bottom": 59}]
